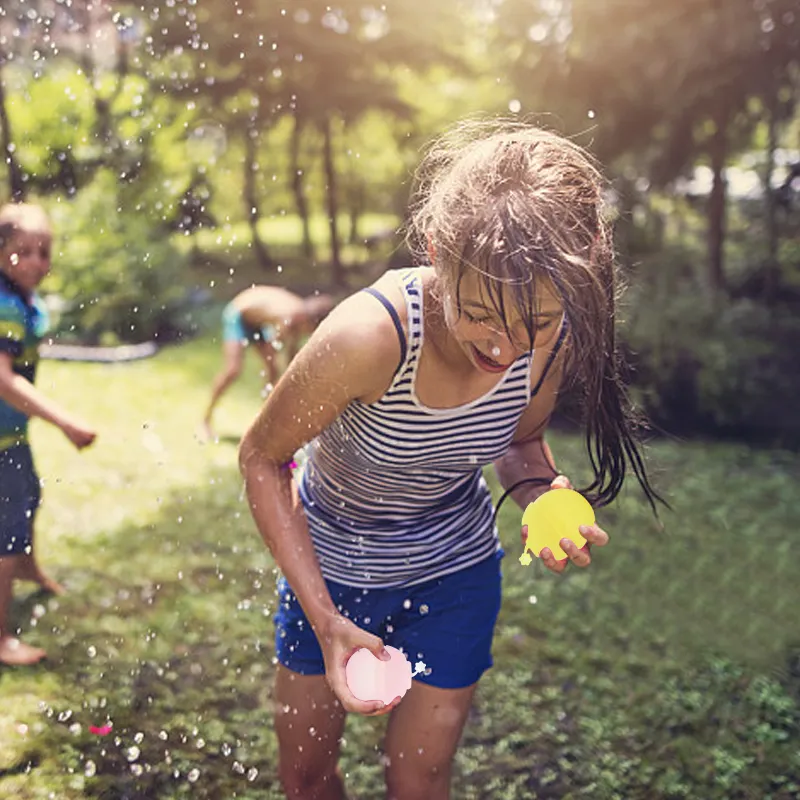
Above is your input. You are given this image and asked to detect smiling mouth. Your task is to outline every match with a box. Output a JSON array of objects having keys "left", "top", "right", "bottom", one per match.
[{"left": 471, "top": 344, "right": 511, "bottom": 372}]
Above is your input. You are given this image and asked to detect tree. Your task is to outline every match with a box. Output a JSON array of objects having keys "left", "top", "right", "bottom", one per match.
[
  {"left": 139, "top": 0, "right": 467, "bottom": 285},
  {"left": 496, "top": 0, "right": 800, "bottom": 290}
]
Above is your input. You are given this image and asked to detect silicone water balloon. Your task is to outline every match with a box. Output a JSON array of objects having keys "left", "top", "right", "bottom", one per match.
[
  {"left": 345, "top": 646, "right": 426, "bottom": 705},
  {"left": 519, "top": 488, "right": 594, "bottom": 565}
]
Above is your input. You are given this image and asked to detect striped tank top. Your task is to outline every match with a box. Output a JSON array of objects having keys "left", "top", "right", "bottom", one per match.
[{"left": 298, "top": 268, "right": 535, "bottom": 589}]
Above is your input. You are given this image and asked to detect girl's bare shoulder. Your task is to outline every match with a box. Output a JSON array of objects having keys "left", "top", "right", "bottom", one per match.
[{"left": 298, "top": 273, "right": 408, "bottom": 403}]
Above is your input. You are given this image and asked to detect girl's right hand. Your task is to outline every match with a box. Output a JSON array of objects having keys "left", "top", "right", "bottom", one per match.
[
  {"left": 316, "top": 613, "right": 403, "bottom": 716},
  {"left": 62, "top": 418, "right": 97, "bottom": 450}
]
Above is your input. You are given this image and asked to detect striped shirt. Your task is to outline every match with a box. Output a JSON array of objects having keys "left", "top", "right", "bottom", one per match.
[{"left": 298, "top": 268, "right": 535, "bottom": 588}]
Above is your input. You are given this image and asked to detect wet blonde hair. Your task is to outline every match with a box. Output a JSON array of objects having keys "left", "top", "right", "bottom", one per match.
[
  {"left": 0, "top": 203, "right": 52, "bottom": 250},
  {"left": 407, "top": 118, "right": 660, "bottom": 511}
]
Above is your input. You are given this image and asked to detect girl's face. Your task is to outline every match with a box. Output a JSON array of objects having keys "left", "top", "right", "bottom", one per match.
[
  {"left": 2, "top": 229, "right": 52, "bottom": 294},
  {"left": 442, "top": 271, "right": 563, "bottom": 374}
]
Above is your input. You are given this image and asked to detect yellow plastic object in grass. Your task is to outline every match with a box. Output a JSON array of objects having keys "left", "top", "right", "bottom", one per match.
[{"left": 519, "top": 489, "right": 594, "bottom": 565}]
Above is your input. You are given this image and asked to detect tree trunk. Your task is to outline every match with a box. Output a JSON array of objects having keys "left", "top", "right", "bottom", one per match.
[
  {"left": 707, "top": 106, "right": 728, "bottom": 292},
  {"left": 289, "top": 111, "right": 314, "bottom": 261},
  {"left": 0, "top": 68, "right": 25, "bottom": 201},
  {"left": 244, "top": 125, "right": 273, "bottom": 270},
  {"left": 320, "top": 116, "right": 343, "bottom": 287},
  {"left": 763, "top": 84, "right": 779, "bottom": 301},
  {"left": 348, "top": 183, "right": 364, "bottom": 245}
]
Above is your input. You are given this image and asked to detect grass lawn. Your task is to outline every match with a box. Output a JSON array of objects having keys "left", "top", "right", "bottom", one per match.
[{"left": 1, "top": 337, "right": 799, "bottom": 799}]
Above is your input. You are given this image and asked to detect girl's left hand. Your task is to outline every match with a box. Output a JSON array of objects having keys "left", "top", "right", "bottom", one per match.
[{"left": 519, "top": 474, "right": 610, "bottom": 575}]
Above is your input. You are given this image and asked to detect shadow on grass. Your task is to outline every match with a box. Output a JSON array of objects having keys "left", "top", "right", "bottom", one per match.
[
  {"left": 6, "top": 464, "right": 286, "bottom": 799},
  {"left": 4, "top": 453, "right": 800, "bottom": 799},
  {"left": 0, "top": 754, "right": 40, "bottom": 780}
]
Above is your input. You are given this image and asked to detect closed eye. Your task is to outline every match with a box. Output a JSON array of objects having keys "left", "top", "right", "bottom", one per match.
[
  {"left": 463, "top": 309, "right": 554, "bottom": 335},
  {"left": 463, "top": 310, "right": 491, "bottom": 325}
]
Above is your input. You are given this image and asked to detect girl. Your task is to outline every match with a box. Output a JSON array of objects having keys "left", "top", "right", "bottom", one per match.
[
  {"left": 239, "top": 119, "right": 660, "bottom": 799},
  {"left": 202, "top": 286, "right": 334, "bottom": 441}
]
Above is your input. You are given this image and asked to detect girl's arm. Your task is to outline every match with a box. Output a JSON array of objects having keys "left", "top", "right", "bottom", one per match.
[
  {"left": 492, "top": 346, "right": 564, "bottom": 509},
  {"left": 238, "top": 289, "right": 402, "bottom": 713},
  {"left": 0, "top": 353, "right": 95, "bottom": 448},
  {"left": 493, "top": 347, "right": 609, "bottom": 573}
]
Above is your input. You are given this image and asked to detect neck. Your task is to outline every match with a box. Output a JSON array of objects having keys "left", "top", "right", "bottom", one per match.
[{"left": 0, "top": 269, "right": 29, "bottom": 299}]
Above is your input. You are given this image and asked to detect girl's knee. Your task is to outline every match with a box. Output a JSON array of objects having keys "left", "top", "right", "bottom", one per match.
[
  {"left": 279, "top": 760, "right": 341, "bottom": 798},
  {"left": 385, "top": 756, "right": 452, "bottom": 800}
]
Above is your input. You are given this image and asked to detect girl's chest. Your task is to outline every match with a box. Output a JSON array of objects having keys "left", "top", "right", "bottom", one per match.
[{"left": 335, "top": 397, "right": 526, "bottom": 472}]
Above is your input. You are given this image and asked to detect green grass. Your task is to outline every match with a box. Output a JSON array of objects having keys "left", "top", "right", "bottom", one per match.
[{"left": 1, "top": 338, "right": 799, "bottom": 799}]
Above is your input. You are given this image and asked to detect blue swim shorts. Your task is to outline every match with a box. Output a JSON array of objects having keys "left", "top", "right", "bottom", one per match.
[
  {"left": 221, "top": 303, "right": 277, "bottom": 346},
  {"left": 0, "top": 443, "right": 40, "bottom": 557},
  {"left": 274, "top": 552, "right": 503, "bottom": 690}
]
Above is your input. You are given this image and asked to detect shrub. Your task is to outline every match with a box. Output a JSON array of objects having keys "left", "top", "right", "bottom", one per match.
[
  {"left": 622, "top": 248, "right": 800, "bottom": 447},
  {"left": 44, "top": 170, "right": 189, "bottom": 344}
]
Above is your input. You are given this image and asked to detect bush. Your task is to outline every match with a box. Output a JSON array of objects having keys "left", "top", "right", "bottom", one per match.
[
  {"left": 43, "top": 170, "right": 190, "bottom": 345},
  {"left": 622, "top": 249, "right": 800, "bottom": 447}
]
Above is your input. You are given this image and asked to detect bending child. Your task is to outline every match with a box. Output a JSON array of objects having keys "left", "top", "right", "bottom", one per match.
[
  {"left": 0, "top": 203, "right": 96, "bottom": 666},
  {"left": 202, "top": 286, "right": 334, "bottom": 441},
  {"left": 239, "top": 119, "right": 662, "bottom": 799}
]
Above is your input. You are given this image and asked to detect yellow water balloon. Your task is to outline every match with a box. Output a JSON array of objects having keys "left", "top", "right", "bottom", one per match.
[{"left": 519, "top": 488, "right": 594, "bottom": 564}]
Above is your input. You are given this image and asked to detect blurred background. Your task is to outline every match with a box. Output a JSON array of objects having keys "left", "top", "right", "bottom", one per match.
[
  {"left": 1, "top": 2, "right": 800, "bottom": 799},
  {"left": 1, "top": 0, "right": 798, "bottom": 445}
]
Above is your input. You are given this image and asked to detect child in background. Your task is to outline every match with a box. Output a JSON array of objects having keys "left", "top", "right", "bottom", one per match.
[
  {"left": 239, "top": 119, "right": 662, "bottom": 799},
  {"left": 0, "top": 203, "right": 96, "bottom": 666},
  {"left": 202, "top": 285, "right": 334, "bottom": 441}
]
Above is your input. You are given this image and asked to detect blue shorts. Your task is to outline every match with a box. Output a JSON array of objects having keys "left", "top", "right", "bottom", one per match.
[
  {"left": 221, "top": 303, "right": 276, "bottom": 346},
  {"left": 274, "top": 552, "right": 503, "bottom": 690},
  {"left": 0, "top": 443, "right": 40, "bottom": 557}
]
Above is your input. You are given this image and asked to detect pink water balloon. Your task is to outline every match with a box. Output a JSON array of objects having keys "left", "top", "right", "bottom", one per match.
[{"left": 345, "top": 646, "right": 422, "bottom": 705}]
